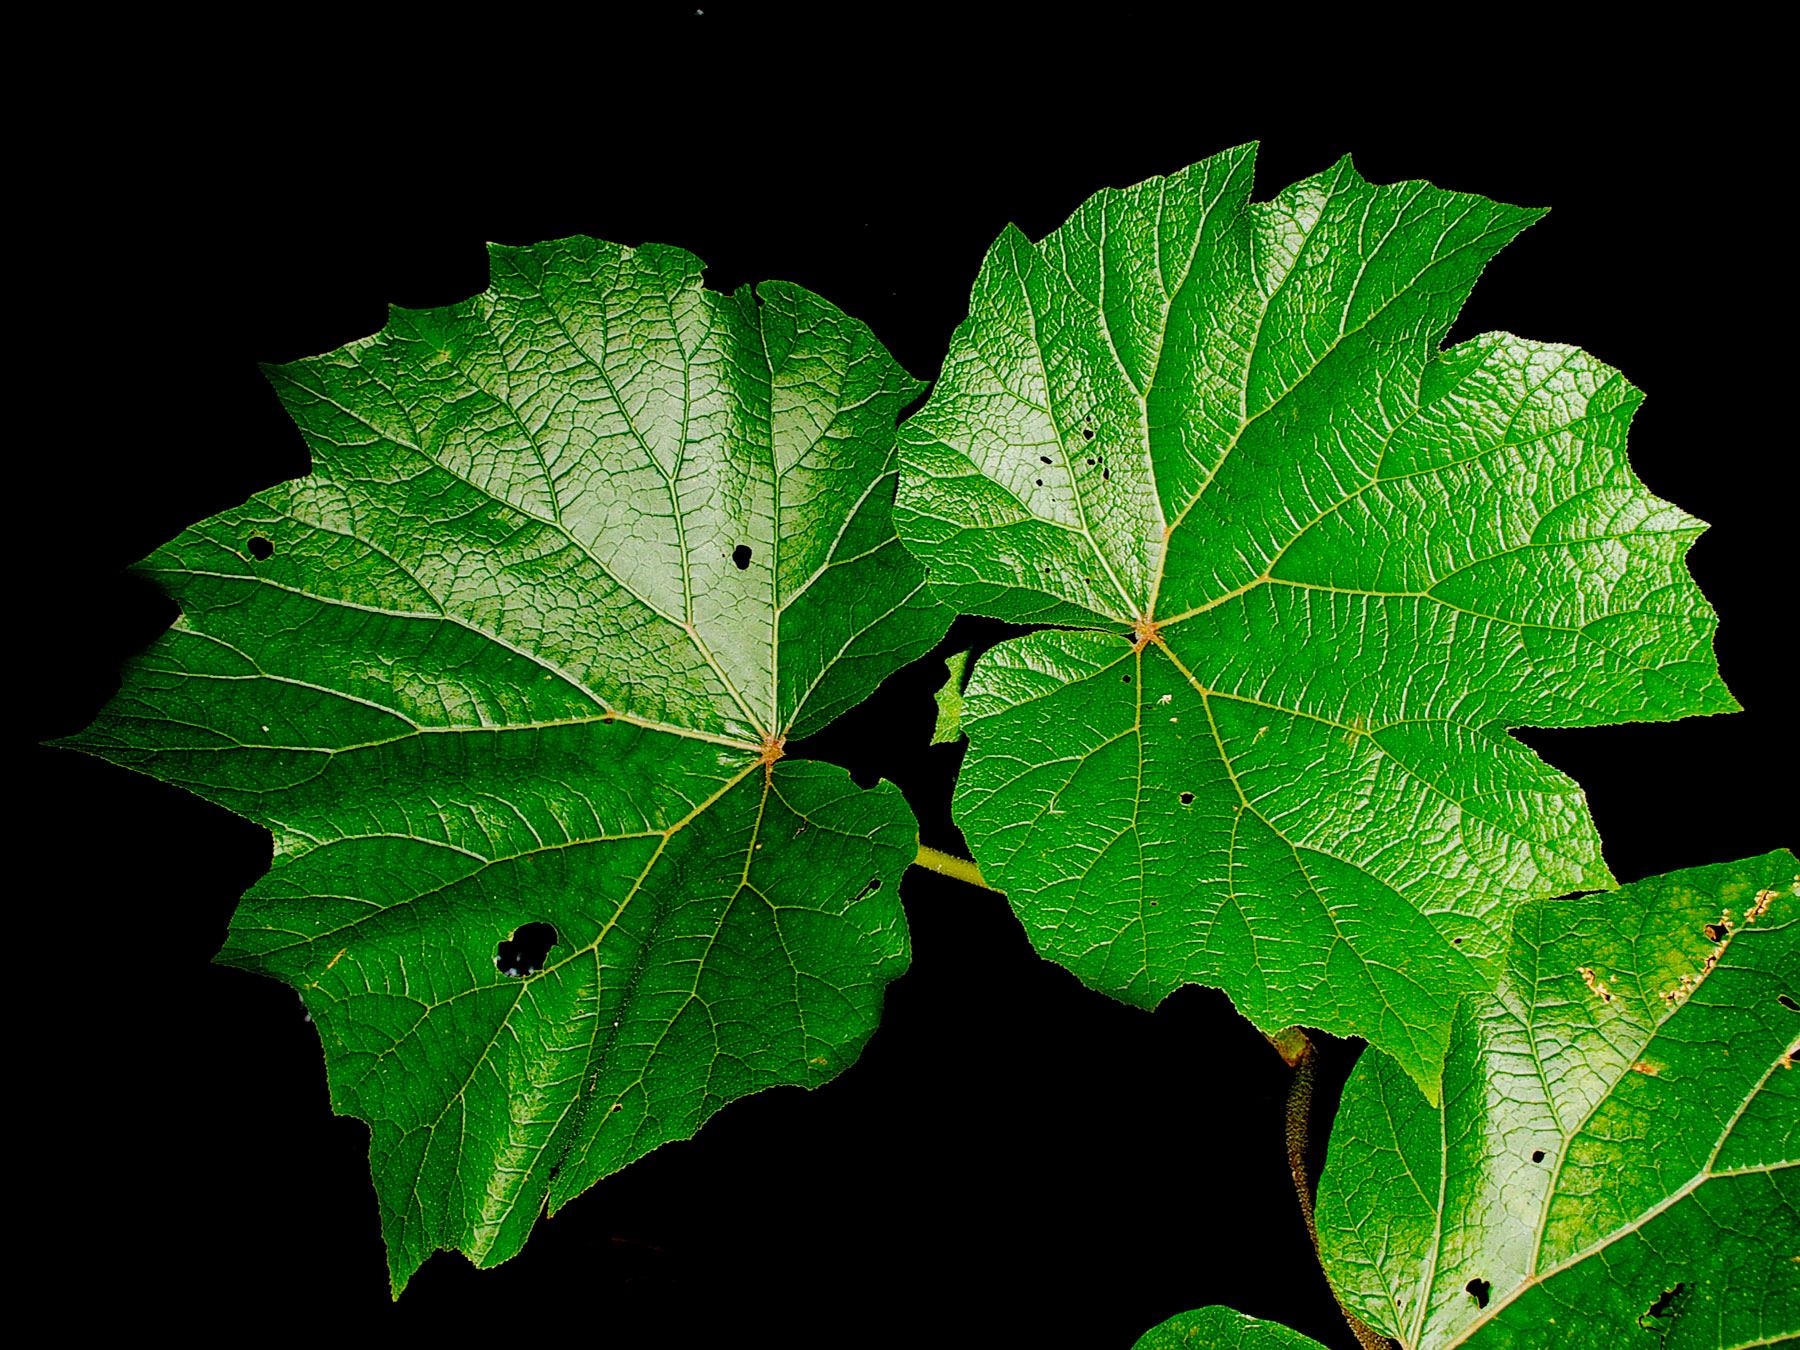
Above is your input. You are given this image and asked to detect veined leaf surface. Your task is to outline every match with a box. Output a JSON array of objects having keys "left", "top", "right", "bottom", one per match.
[
  {"left": 893, "top": 143, "right": 1736, "bottom": 1091},
  {"left": 1317, "top": 850, "right": 1798, "bottom": 1348},
  {"left": 61, "top": 237, "right": 948, "bottom": 1291}
]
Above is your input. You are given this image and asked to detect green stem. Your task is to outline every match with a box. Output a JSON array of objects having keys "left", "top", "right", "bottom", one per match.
[
  {"left": 1274, "top": 1028, "right": 1394, "bottom": 1350},
  {"left": 911, "top": 845, "right": 998, "bottom": 892}
]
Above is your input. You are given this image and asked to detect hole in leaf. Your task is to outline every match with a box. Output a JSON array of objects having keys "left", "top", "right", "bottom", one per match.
[
  {"left": 1179, "top": 792, "right": 1194, "bottom": 804},
  {"left": 1036, "top": 479, "right": 1044, "bottom": 486},
  {"left": 1082, "top": 427, "right": 1094, "bottom": 440},
  {"left": 1643, "top": 1283, "right": 1685, "bottom": 1322},
  {"left": 1779, "top": 994, "right": 1799, "bottom": 1012},
  {"left": 1040, "top": 455, "right": 1053, "bottom": 464},
  {"left": 1704, "top": 922, "right": 1725, "bottom": 942},
  {"left": 1531, "top": 1149, "right": 1545, "bottom": 1163},
  {"left": 732, "top": 544, "right": 753, "bottom": 570},
  {"left": 868, "top": 877, "right": 882, "bottom": 891},
  {"left": 1453, "top": 937, "right": 1464, "bottom": 945},
  {"left": 247, "top": 536, "right": 274, "bottom": 561},
  {"left": 495, "top": 922, "right": 558, "bottom": 978},
  {"left": 1086, "top": 457, "right": 1096, "bottom": 465},
  {"left": 1465, "top": 1279, "right": 1491, "bottom": 1310},
  {"left": 1102, "top": 469, "right": 1110, "bottom": 481},
  {"left": 1121, "top": 674, "right": 1131, "bottom": 684}
]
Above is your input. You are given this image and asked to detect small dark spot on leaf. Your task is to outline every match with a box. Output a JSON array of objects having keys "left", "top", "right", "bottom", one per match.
[
  {"left": 495, "top": 922, "right": 558, "bottom": 978},
  {"left": 1453, "top": 937, "right": 1464, "bottom": 945},
  {"left": 1779, "top": 994, "right": 1799, "bottom": 1012},
  {"left": 732, "top": 544, "right": 753, "bottom": 570},
  {"left": 1465, "top": 1279, "right": 1491, "bottom": 1310},
  {"left": 1179, "top": 792, "right": 1194, "bottom": 804},
  {"left": 1531, "top": 1149, "right": 1545, "bottom": 1163},
  {"left": 1040, "top": 455, "right": 1053, "bottom": 465},
  {"left": 1036, "top": 479, "right": 1043, "bottom": 486},
  {"left": 1704, "top": 923, "right": 1725, "bottom": 942},
  {"left": 247, "top": 536, "right": 274, "bottom": 561}
]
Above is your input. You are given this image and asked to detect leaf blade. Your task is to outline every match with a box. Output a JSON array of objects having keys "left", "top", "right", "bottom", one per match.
[
  {"left": 60, "top": 236, "right": 947, "bottom": 1289},
  {"left": 1317, "top": 849, "right": 1800, "bottom": 1349},
  {"left": 1133, "top": 1305, "right": 1334, "bottom": 1349},
  {"left": 897, "top": 143, "right": 1735, "bottom": 1090}
]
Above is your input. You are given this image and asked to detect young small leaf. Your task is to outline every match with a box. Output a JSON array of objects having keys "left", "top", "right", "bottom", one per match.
[
  {"left": 58, "top": 238, "right": 949, "bottom": 1292},
  {"left": 893, "top": 143, "right": 1736, "bottom": 1093},
  {"left": 1317, "top": 849, "right": 1798, "bottom": 1348},
  {"left": 930, "top": 649, "right": 970, "bottom": 745}
]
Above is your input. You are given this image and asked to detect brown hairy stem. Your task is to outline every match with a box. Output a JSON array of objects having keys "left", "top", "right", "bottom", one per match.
[{"left": 1271, "top": 1028, "right": 1395, "bottom": 1350}]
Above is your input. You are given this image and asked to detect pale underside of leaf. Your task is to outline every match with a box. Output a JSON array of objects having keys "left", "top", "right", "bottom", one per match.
[
  {"left": 1317, "top": 850, "right": 1799, "bottom": 1349},
  {"left": 894, "top": 141, "right": 1736, "bottom": 1093},
  {"left": 62, "top": 237, "right": 949, "bottom": 1291}
]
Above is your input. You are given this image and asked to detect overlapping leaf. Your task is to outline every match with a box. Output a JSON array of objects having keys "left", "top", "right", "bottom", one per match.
[
  {"left": 62, "top": 238, "right": 948, "bottom": 1291},
  {"left": 893, "top": 143, "right": 1736, "bottom": 1092},
  {"left": 1317, "top": 849, "right": 1798, "bottom": 1348}
]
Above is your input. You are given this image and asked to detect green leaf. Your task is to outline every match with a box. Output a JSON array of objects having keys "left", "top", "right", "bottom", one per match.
[
  {"left": 60, "top": 237, "right": 948, "bottom": 1292},
  {"left": 930, "top": 649, "right": 970, "bottom": 745},
  {"left": 893, "top": 142, "right": 1736, "bottom": 1093},
  {"left": 1317, "top": 849, "right": 1799, "bottom": 1349},
  {"left": 1133, "top": 1306, "right": 1333, "bottom": 1349}
]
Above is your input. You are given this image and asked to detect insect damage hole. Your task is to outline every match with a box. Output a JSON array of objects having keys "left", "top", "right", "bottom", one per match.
[
  {"left": 495, "top": 922, "right": 558, "bottom": 978},
  {"left": 1465, "top": 1279, "right": 1491, "bottom": 1310},
  {"left": 1639, "top": 1283, "right": 1685, "bottom": 1329},
  {"left": 1779, "top": 994, "right": 1799, "bottom": 1012},
  {"left": 1531, "top": 1149, "right": 1545, "bottom": 1163},
  {"left": 1179, "top": 792, "right": 1194, "bottom": 805},
  {"left": 732, "top": 544, "right": 753, "bottom": 570},
  {"left": 247, "top": 536, "right": 274, "bottom": 560}
]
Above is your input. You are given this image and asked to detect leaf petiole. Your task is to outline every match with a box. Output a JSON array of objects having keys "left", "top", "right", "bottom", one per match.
[{"left": 911, "top": 846, "right": 997, "bottom": 892}]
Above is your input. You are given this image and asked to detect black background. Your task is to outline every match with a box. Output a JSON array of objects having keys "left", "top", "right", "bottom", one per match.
[{"left": 19, "top": 13, "right": 1789, "bottom": 1347}]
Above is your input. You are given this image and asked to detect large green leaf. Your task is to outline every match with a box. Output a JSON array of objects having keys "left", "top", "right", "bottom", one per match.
[
  {"left": 60, "top": 237, "right": 948, "bottom": 1292},
  {"left": 1317, "top": 849, "right": 1798, "bottom": 1348},
  {"left": 1134, "top": 1306, "right": 1332, "bottom": 1349},
  {"left": 892, "top": 142, "right": 1736, "bottom": 1092}
]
